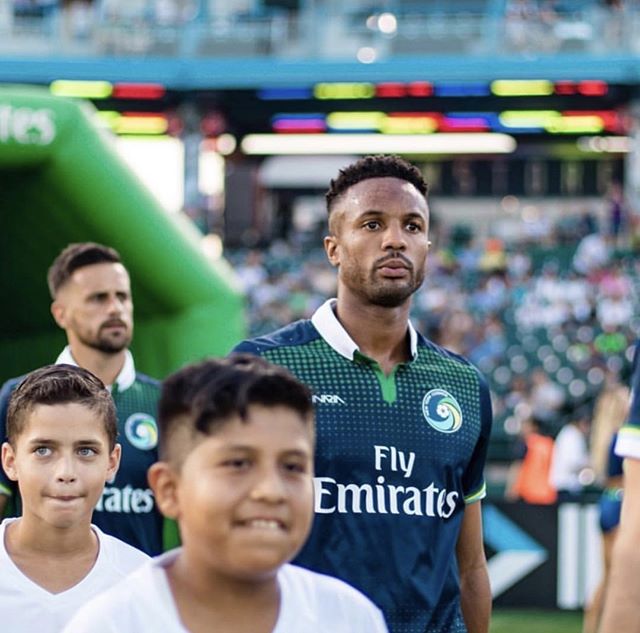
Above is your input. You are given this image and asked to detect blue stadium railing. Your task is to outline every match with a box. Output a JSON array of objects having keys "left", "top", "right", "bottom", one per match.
[{"left": 1, "top": 0, "right": 640, "bottom": 86}]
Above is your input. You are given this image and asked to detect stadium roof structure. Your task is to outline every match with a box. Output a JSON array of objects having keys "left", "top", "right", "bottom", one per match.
[{"left": 0, "top": 85, "right": 244, "bottom": 382}]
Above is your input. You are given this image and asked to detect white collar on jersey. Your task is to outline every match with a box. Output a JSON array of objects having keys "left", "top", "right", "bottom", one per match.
[
  {"left": 310, "top": 298, "right": 418, "bottom": 362},
  {"left": 56, "top": 346, "right": 136, "bottom": 392}
]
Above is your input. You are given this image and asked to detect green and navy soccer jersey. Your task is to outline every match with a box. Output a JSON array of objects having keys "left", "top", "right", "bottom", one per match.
[
  {"left": 615, "top": 341, "right": 640, "bottom": 460},
  {"left": 234, "top": 299, "right": 492, "bottom": 633},
  {"left": 0, "top": 349, "right": 164, "bottom": 556}
]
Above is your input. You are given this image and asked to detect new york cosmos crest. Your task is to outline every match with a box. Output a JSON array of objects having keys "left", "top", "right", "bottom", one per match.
[
  {"left": 125, "top": 413, "right": 158, "bottom": 450},
  {"left": 422, "top": 389, "right": 463, "bottom": 433}
]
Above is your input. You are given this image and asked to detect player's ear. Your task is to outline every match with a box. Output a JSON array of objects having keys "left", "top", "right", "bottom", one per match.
[
  {"left": 50, "top": 299, "right": 67, "bottom": 329},
  {"left": 324, "top": 235, "right": 339, "bottom": 267},
  {"left": 148, "top": 462, "right": 180, "bottom": 520},
  {"left": 106, "top": 443, "right": 121, "bottom": 482},
  {"left": 1, "top": 442, "right": 18, "bottom": 482}
]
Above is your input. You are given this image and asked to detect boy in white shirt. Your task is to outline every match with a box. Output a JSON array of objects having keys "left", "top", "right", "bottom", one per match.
[
  {"left": 64, "top": 355, "right": 388, "bottom": 633},
  {"left": 0, "top": 364, "right": 148, "bottom": 633}
]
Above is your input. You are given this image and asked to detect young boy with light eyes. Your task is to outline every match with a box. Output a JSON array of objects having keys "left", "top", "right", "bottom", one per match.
[
  {"left": 0, "top": 364, "right": 149, "bottom": 633},
  {"left": 63, "top": 354, "right": 388, "bottom": 633}
]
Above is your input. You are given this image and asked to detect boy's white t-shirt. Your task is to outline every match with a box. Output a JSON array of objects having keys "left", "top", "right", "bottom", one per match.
[
  {"left": 0, "top": 518, "right": 149, "bottom": 633},
  {"left": 62, "top": 548, "right": 389, "bottom": 632}
]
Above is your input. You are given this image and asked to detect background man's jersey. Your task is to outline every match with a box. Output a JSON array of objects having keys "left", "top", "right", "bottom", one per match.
[
  {"left": 615, "top": 340, "right": 640, "bottom": 460},
  {"left": 0, "top": 372, "right": 163, "bottom": 556},
  {"left": 234, "top": 300, "right": 492, "bottom": 633}
]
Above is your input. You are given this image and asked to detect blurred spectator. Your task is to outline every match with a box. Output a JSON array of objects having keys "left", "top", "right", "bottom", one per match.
[
  {"left": 530, "top": 368, "right": 566, "bottom": 424},
  {"left": 573, "top": 231, "right": 610, "bottom": 276},
  {"left": 606, "top": 182, "right": 628, "bottom": 247},
  {"left": 505, "top": 0, "right": 538, "bottom": 50},
  {"left": 505, "top": 417, "right": 557, "bottom": 504},
  {"left": 549, "top": 409, "right": 592, "bottom": 500}
]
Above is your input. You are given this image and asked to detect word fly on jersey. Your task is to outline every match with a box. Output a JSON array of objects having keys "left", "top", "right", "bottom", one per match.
[{"left": 314, "top": 444, "right": 459, "bottom": 519}]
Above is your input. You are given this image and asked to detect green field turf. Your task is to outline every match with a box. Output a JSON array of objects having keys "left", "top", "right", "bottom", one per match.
[{"left": 490, "top": 609, "right": 583, "bottom": 633}]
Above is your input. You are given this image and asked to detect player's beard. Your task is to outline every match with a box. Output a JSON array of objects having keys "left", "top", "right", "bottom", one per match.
[
  {"left": 76, "top": 321, "right": 132, "bottom": 354},
  {"left": 341, "top": 257, "right": 425, "bottom": 308}
]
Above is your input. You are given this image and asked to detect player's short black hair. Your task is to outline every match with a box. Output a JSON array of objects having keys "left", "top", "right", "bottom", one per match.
[
  {"left": 47, "top": 242, "right": 123, "bottom": 298},
  {"left": 7, "top": 364, "right": 117, "bottom": 449},
  {"left": 325, "top": 155, "right": 428, "bottom": 214},
  {"left": 158, "top": 354, "right": 314, "bottom": 463}
]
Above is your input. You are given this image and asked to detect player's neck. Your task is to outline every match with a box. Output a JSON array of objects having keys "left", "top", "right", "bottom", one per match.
[
  {"left": 335, "top": 293, "right": 412, "bottom": 374},
  {"left": 67, "top": 343, "right": 126, "bottom": 388},
  {"left": 6, "top": 515, "right": 97, "bottom": 558},
  {"left": 166, "top": 551, "right": 280, "bottom": 633},
  {"left": 5, "top": 517, "right": 99, "bottom": 593}
]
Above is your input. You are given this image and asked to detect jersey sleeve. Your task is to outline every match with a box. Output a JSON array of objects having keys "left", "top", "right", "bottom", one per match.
[
  {"left": 615, "top": 341, "right": 640, "bottom": 460},
  {"left": 231, "top": 339, "right": 265, "bottom": 356},
  {"left": 607, "top": 432, "right": 624, "bottom": 478},
  {"left": 462, "top": 372, "right": 492, "bottom": 504},
  {"left": 0, "top": 378, "right": 19, "bottom": 497}
]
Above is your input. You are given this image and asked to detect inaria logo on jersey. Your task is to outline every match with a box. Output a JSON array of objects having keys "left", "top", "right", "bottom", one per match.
[
  {"left": 312, "top": 394, "right": 346, "bottom": 405},
  {"left": 124, "top": 413, "right": 158, "bottom": 450},
  {"left": 422, "top": 389, "right": 463, "bottom": 433}
]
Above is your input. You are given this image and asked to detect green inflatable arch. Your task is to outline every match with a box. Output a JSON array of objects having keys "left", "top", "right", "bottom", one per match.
[{"left": 0, "top": 85, "right": 245, "bottom": 382}]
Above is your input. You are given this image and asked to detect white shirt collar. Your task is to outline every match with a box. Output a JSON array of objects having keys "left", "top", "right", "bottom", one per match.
[
  {"left": 310, "top": 298, "right": 418, "bottom": 361},
  {"left": 55, "top": 346, "right": 136, "bottom": 392}
]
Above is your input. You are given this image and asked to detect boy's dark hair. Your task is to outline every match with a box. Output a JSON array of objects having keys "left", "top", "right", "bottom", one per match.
[
  {"left": 7, "top": 364, "right": 117, "bottom": 449},
  {"left": 47, "top": 242, "right": 122, "bottom": 299},
  {"left": 325, "top": 155, "right": 428, "bottom": 214},
  {"left": 158, "top": 354, "right": 314, "bottom": 462}
]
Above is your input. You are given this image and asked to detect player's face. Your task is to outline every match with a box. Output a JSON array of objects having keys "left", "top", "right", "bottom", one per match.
[
  {"left": 325, "top": 177, "right": 430, "bottom": 308},
  {"left": 1, "top": 403, "right": 120, "bottom": 529},
  {"left": 169, "top": 405, "right": 314, "bottom": 582},
  {"left": 53, "top": 263, "right": 133, "bottom": 354}
]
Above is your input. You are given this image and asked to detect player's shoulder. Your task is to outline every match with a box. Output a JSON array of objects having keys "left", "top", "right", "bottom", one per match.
[
  {"left": 233, "top": 319, "right": 320, "bottom": 355},
  {"left": 133, "top": 372, "right": 161, "bottom": 389},
  {"left": 95, "top": 527, "right": 150, "bottom": 574},
  {"left": 417, "top": 334, "right": 486, "bottom": 379},
  {"left": 0, "top": 375, "right": 25, "bottom": 401},
  {"left": 61, "top": 561, "right": 154, "bottom": 633},
  {"left": 279, "top": 564, "right": 385, "bottom": 620}
]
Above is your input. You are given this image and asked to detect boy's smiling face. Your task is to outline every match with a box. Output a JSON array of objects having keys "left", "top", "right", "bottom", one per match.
[
  {"left": 1, "top": 403, "right": 120, "bottom": 529},
  {"left": 153, "top": 404, "right": 314, "bottom": 582}
]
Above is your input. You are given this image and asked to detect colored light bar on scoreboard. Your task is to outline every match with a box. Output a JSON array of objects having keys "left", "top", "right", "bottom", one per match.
[
  {"left": 434, "top": 83, "right": 491, "bottom": 97},
  {"left": 95, "top": 111, "right": 168, "bottom": 135},
  {"left": 258, "top": 80, "right": 610, "bottom": 101},
  {"left": 272, "top": 113, "right": 327, "bottom": 133},
  {"left": 112, "top": 83, "right": 166, "bottom": 100},
  {"left": 241, "top": 133, "right": 517, "bottom": 155},
  {"left": 258, "top": 87, "right": 314, "bottom": 100},
  {"left": 326, "top": 111, "right": 386, "bottom": 131},
  {"left": 491, "top": 80, "right": 555, "bottom": 96},
  {"left": 273, "top": 110, "right": 621, "bottom": 135},
  {"left": 50, "top": 80, "right": 113, "bottom": 99},
  {"left": 314, "top": 83, "right": 376, "bottom": 100},
  {"left": 555, "top": 80, "right": 608, "bottom": 96}
]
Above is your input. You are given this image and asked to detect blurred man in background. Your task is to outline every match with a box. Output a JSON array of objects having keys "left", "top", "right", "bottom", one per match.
[{"left": 0, "top": 242, "right": 163, "bottom": 555}]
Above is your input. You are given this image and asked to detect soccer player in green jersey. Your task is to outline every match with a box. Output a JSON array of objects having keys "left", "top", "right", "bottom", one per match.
[
  {"left": 234, "top": 155, "right": 492, "bottom": 633},
  {"left": 0, "top": 243, "right": 163, "bottom": 555}
]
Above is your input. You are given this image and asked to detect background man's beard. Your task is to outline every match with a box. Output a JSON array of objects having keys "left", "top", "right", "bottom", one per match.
[{"left": 80, "top": 332, "right": 131, "bottom": 354}]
